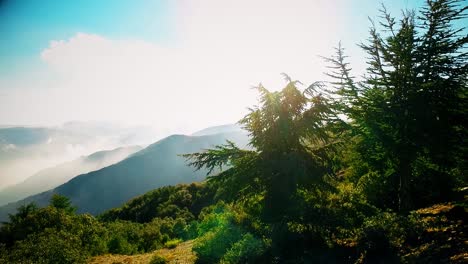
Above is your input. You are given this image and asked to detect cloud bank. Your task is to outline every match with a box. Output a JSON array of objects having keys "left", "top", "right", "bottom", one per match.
[{"left": 1, "top": 0, "right": 360, "bottom": 134}]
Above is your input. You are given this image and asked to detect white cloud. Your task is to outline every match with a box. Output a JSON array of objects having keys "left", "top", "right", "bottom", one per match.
[
  {"left": 1, "top": 0, "right": 359, "bottom": 134},
  {"left": 2, "top": 144, "right": 16, "bottom": 151}
]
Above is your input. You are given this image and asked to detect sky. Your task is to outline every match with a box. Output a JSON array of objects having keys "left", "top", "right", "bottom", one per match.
[{"left": 0, "top": 0, "right": 459, "bottom": 135}]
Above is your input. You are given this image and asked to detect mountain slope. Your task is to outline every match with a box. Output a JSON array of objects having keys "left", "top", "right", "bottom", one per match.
[
  {"left": 0, "top": 122, "right": 157, "bottom": 188},
  {"left": 191, "top": 123, "right": 243, "bottom": 137},
  {"left": 0, "top": 131, "right": 248, "bottom": 221},
  {"left": 0, "top": 146, "right": 142, "bottom": 206},
  {"left": 0, "top": 127, "right": 94, "bottom": 188}
]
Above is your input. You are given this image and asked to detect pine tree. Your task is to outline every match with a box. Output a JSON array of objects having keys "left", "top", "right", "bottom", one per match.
[
  {"left": 184, "top": 76, "right": 341, "bottom": 258},
  {"left": 326, "top": 0, "right": 467, "bottom": 212}
]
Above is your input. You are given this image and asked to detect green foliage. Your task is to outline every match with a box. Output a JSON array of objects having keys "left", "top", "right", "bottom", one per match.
[
  {"left": 105, "top": 220, "right": 143, "bottom": 254},
  {"left": 50, "top": 193, "right": 77, "bottom": 214},
  {"left": 108, "top": 235, "right": 138, "bottom": 255},
  {"left": 75, "top": 214, "right": 108, "bottom": 255},
  {"left": 5, "top": 228, "right": 88, "bottom": 264},
  {"left": 194, "top": 229, "right": 242, "bottom": 263},
  {"left": 100, "top": 183, "right": 216, "bottom": 223},
  {"left": 149, "top": 254, "right": 169, "bottom": 264},
  {"left": 0, "top": 192, "right": 194, "bottom": 262},
  {"left": 298, "top": 181, "right": 377, "bottom": 236},
  {"left": 0, "top": 199, "right": 109, "bottom": 263},
  {"left": 6, "top": 202, "right": 38, "bottom": 225},
  {"left": 192, "top": 203, "right": 264, "bottom": 264},
  {"left": 355, "top": 212, "right": 425, "bottom": 263},
  {"left": 182, "top": 220, "right": 199, "bottom": 240},
  {"left": 0, "top": 202, "right": 107, "bottom": 252},
  {"left": 220, "top": 233, "right": 266, "bottom": 264},
  {"left": 184, "top": 74, "right": 390, "bottom": 262},
  {"left": 104, "top": 217, "right": 181, "bottom": 254},
  {"left": 164, "top": 238, "right": 182, "bottom": 248},
  {"left": 185, "top": 79, "right": 342, "bottom": 220},
  {"left": 326, "top": 0, "right": 467, "bottom": 211}
]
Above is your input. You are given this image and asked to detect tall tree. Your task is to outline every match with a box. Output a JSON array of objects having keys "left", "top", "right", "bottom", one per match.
[
  {"left": 184, "top": 76, "right": 341, "bottom": 257},
  {"left": 326, "top": 0, "right": 467, "bottom": 212},
  {"left": 50, "top": 194, "right": 77, "bottom": 214},
  {"left": 415, "top": 0, "right": 467, "bottom": 185}
]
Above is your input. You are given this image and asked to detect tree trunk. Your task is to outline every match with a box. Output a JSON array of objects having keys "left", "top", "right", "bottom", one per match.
[{"left": 398, "top": 153, "right": 412, "bottom": 213}]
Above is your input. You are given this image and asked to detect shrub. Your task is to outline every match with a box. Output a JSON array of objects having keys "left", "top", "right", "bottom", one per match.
[
  {"left": 221, "top": 233, "right": 266, "bottom": 264},
  {"left": 194, "top": 229, "right": 240, "bottom": 264},
  {"left": 182, "top": 221, "right": 199, "bottom": 239},
  {"left": 149, "top": 254, "right": 168, "bottom": 264},
  {"left": 356, "top": 212, "right": 424, "bottom": 263},
  {"left": 6, "top": 228, "right": 87, "bottom": 264},
  {"left": 73, "top": 214, "right": 108, "bottom": 256},
  {"left": 140, "top": 219, "right": 164, "bottom": 251},
  {"left": 105, "top": 221, "right": 144, "bottom": 255},
  {"left": 164, "top": 238, "right": 182, "bottom": 249},
  {"left": 107, "top": 236, "right": 139, "bottom": 255}
]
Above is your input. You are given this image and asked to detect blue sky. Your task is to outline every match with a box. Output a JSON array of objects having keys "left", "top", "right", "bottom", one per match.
[
  {"left": 0, "top": 0, "right": 432, "bottom": 77},
  {"left": 0, "top": 0, "right": 174, "bottom": 76},
  {"left": 0, "top": 0, "right": 465, "bottom": 132}
]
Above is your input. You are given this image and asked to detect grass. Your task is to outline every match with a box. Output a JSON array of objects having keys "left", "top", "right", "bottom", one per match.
[
  {"left": 88, "top": 240, "right": 196, "bottom": 264},
  {"left": 402, "top": 202, "right": 467, "bottom": 263}
]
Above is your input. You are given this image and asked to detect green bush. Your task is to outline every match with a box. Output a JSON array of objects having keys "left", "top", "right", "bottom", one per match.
[
  {"left": 105, "top": 220, "right": 142, "bottom": 254},
  {"left": 182, "top": 221, "right": 199, "bottom": 239},
  {"left": 107, "top": 235, "right": 139, "bottom": 255},
  {"left": 193, "top": 204, "right": 246, "bottom": 263},
  {"left": 149, "top": 254, "right": 168, "bottom": 264},
  {"left": 355, "top": 212, "right": 424, "bottom": 263},
  {"left": 221, "top": 233, "right": 265, "bottom": 264},
  {"left": 0, "top": 203, "right": 110, "bottom": 262},
  {"left": 194, "top": 228, "right": 241, "bottom": 264},
  {"left": 73, "top": 214, "right": 108, "bottom": 256},
  {"left": 6, "top": 228, "right": 87, "bottom": 264},
  {"left": 99, "top": 183, "right": 213, "bottom": 223},
  {"left": 164, "top": 238, "right": 182, "bottom": 249}
]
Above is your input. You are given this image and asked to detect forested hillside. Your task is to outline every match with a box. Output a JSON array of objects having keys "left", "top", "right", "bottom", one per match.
[{"left": 0, "top": 1, "right": 466, "bottom": 263}]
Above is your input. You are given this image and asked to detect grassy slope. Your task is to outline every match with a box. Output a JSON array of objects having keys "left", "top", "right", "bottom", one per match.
[
  {"left": 89, "top": 240, "right": 197, "bottom": 264},
  {"left": 402, "top": 202, "right": 468, "bottom": 263}
]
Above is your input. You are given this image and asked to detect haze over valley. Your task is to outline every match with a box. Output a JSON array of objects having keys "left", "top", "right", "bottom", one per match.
[
  {"left": 0, "top": 123, "right": 247, "bottom": 221},
  {"left": 0, "top": 121, "right": 157, "bottom": 188}
]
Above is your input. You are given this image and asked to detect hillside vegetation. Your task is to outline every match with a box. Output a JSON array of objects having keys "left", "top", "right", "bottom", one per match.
[{"left": 1, "top": 1, "right": 467, "bottom": 263}]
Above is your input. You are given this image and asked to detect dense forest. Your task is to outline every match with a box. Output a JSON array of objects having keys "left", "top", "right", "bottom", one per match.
[{"left": 0, "top": 0, "right": 466, "bottom": 263}]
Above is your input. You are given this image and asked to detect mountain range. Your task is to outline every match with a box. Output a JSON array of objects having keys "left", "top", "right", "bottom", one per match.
[
  {"left": 0, "top": 122, "right": 157, "bottom": 188},
  {"left": 0, "top": 124, "right": 248, "bottom": 222},
  {"left": 0, "top": 145, "right": 142, "bottom": 206}
]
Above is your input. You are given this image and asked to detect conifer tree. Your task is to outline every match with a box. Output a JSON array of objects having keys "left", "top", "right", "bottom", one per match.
[
  {"left": 184, "top": 75, "right": 341, "bottom": 258},
  {"left": 326, "top": 0, "right": 467, "bottom": 212}
]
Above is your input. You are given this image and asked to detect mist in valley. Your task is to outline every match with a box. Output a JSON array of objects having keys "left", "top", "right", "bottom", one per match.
[{"left": 0, "top": 121, "right": 157, "bottom": 190}]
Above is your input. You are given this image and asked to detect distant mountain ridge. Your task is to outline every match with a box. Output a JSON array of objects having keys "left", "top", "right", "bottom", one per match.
[
  {"left": 0, "top": 122, "right": 158, "bottom": 188},
  {"left": 191, "top": 123, "right": 244, "bottom": 136},
  {"left": 0, "top": 146, "right": 142, "bottom": 206},
  {"left": 0, "top": 127, "right": 249, "bottom": 222}
]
